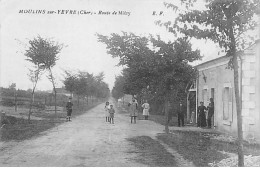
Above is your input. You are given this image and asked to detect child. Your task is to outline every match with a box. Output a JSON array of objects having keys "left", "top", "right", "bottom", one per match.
[
  {"left": 142, "top": 100, "right": 150, "bottom": 120},
  {"left": 104, "top": 102, "right": 110, "bottom": 122},
  {"left": 109, "top": 105, "right": 115, "bottom": 124},
  {"left": 190, "top": 111, "right": 195, "bottom": 124},
  {"left": 66, "top": 97, "right": 73, "bottom": 122},
  {"left": 129, "top": 99, "right": 138, "bottom": 124}
]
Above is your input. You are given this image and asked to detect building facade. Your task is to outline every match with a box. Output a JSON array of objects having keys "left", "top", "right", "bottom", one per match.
[{"left": 195, "top": 40, "right": 260, "bottom": 142}]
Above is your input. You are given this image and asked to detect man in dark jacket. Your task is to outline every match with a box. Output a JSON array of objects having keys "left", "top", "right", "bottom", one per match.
[
  {"left": 207, "top": 98, "right": 214, "bottom": 128},
  {"left": 177, "top": 101, "right": 185, "bottom": 127},
  {"left": 66, "top": 97, "right": 73, "bottom": 122}
]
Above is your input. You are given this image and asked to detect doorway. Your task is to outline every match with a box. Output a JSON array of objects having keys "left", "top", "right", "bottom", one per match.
[{"left": 211, "top": 88, "right": 215, "bottom": 127}]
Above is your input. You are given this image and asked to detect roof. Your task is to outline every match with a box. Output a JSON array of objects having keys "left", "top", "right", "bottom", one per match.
[
  {"left": 194, "top": 39, "right": 260, "bottom": 69},
  {"left": 194, "top": 55, "right": 228, "bottom": 68}
]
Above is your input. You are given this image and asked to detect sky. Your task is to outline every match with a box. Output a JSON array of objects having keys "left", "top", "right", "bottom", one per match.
[{"left": 0, "top": 0, "right": 225, "bottom": 91}]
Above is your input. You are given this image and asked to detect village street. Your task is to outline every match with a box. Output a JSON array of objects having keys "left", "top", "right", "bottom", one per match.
[{"left": 0, "top": 102, "right": 186, "bottom": 167}]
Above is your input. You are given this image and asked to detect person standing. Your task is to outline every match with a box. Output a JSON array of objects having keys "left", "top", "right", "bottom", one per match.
[
  {"left": 104, "top": 101, "right": 110, "bottom": 122},
  {"left": 190, "top": 111, "right": 195, "bottom": 124},
  {"left": 177, "top": 101, "right": 185, "bottom": 127},
  {"left": 118, "top": 98, "right": 122, "bottom": 108},
  {"left": 109, "top": 105, "right": 115, "bottom": 124},
  {"left": 207, "top": 98, "right": 214, "bottom": 128},
  {"left": 66, "top": 97, "right": 73, "bottom": 122},
  {"left": 129, "top": 99, "right": 138, "bottom": 124},
  {"left": 197, "top": 101, "right": 207, "bottom": 127},
  {"left": 142, "top": 100, "right": 150, "bottom": 120}
]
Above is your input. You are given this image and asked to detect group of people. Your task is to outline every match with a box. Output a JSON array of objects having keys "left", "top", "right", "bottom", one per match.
[
  {"left": 197, "top": 98, "right": 214, "bottom": 128},
  {"left": 170, "top": 98, "right": 214, "bottom": 128},
  {"left": 128, "top": 99, "right": 150, "bottom": 124},
  {"left": 104, "top": 101, "right": 115, "bottom": 124},
  {"left": 66, "top": 95, "right": 214, "bottom": 129}
]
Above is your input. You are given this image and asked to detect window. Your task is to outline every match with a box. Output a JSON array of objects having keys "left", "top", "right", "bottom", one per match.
[
  {"left": 203, "top": 89, "right": 208, "bottom": 105},
  {"left": 223, "top": 87, "right": 233, "bottom": 121}
]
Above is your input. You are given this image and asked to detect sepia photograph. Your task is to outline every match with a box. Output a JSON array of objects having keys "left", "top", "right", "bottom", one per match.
[{"left": 0, "top": 0, "right": 260, "bottom": 167}]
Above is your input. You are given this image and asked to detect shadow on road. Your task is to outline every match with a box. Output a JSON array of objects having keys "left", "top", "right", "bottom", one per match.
[{"left": 127, "top": 136, "right": 178, "bottom": 167}]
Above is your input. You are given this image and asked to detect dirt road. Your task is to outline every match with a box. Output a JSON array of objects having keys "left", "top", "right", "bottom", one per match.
[{"left": 0, "top": 102, "right": 165, "bottom": 167}]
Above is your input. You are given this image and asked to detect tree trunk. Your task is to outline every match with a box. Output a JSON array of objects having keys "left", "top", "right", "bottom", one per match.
[
  {"left": 230, "top": 28, "right": 244, "bottom": 167},
  {"left": 77, "top": 95, "right": 80, "bottom": 107},
  {"left": 165, "top": 100, "right": 169, "bottom": 134},
  {"left": 54, "top": 90, "right": 57, "bottom": 115},
  {"left": 48, "top": 69, "right": 57, "bottom": 116},
  {"left": 233, "top": 54, "right": 244, "bottom": 167},
  {"left": 28, "top": 91, "right": 34, "bottom": 122}
]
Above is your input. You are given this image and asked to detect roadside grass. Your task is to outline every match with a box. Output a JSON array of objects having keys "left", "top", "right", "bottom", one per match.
[
  {"left": 148, "top": 114, "right": 180, "bottom": 127},
  {"left": 0, "top": 119, "right": 62, "bottom": 141},
  {"left": 0, "top": 100, "right": 104, "bottom": 141},
  {"left": 127, "top": 136, "right": 178, "bottom": 167},
  {"left": 157, "top": 131, "right": 260, "bottom": 167},
  {"left": 157, "top": 132, "right": 228, "bottom": 167}
]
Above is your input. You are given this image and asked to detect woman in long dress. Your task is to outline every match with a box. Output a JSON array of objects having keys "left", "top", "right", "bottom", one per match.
[
  {"left": 129, "top": 99, "right": 138, "bottom": 123},
  {"left": 197, "top": 101, "right": 207, "bottom": 127},
  {"left": 142, "top": 100, "right": 150, "bottom": 120}
]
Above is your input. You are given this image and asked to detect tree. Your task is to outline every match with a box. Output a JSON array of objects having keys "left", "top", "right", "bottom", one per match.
[
  {"left": 86, "top": 73, "right": 96, "bottom": 104},
  {"left": 8, "top": 83, "right": 16, "bottom": 90},
  {"left": 27, "top": 67, "right": 44, "bottom": 120},
  {"left": 33, "top": 36, "right": 63, "bottom": 115},
  {"left": 158, "top": 0, "right": 260, "bottom": 166},
  {"left": 112, "top": 75, "right": 125, "bottom": 99},
  {"left": 24, "top": 36, "right": 47, "bottom": 121},
  {"left": 75, "top": 71, "right": 89, "bottom": 106},
  {"left": 63, "top": 70, "right": 77, "bottom": 97},
  {"left": 97, "top": 32, "right": 201, "bottom": 132},
  {"left": 63, "top": 70, "right": 110, "bottom": 105},
  {"left": 94, "top": 72, "right": 110, "bottom": 100}
]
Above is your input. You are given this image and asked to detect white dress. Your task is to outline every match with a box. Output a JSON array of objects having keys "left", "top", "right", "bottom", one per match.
[
  {"left": 105, "top": 105, "right": 110, "bottom": 117},
  {"left": 142, "top": 103, "right": 150, "bottom": 116}
]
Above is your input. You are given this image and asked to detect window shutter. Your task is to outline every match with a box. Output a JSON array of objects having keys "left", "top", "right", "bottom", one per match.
[{"left": 228, "top": 87, "right": 233, "bottom": 121}]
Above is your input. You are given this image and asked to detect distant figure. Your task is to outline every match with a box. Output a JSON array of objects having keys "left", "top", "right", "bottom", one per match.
[
  {"left": 162, "top": 102, "right": 172, "bottom": 124},
  {"left": 129, "top": 99, "right": 138, "bottom": 124},
  {"left": 118, "top": 98, "right": 122, "bottom": 107},
  {"left": 197, "top": 101, "right": 207, "bottom": 127},
  {"left": 66, "top": 97, "right": 73, "bottom": 122},
  {"left": 109, "top": 105, "right": 115, "bottom": 124},
  {"left": 177, "top": 101, "right": 185, "bottom": 127},
  {"left": 142, "top": 100, "right": 150, "bottom": 120},
  {"left": 105, "top": 101, "right": 110, "bottom": 122},
  {"left": 190, "top": 111, "right": 195, "bottom": 124},
  {"left": 207, "top": 98, "right": 214, "bottom": 128}
]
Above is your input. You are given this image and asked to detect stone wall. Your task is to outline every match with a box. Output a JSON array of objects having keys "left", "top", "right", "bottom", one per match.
[{"left": 242, "top": 43, "right": 259, "bottom": 141}]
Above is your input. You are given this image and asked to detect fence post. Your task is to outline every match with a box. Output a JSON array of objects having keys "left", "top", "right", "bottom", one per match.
[
  {"left": 44, "top": 96, "right": 47, "bottom": 109},
  {"left": 15, "top": 94, "right": 18, "bottom": 112},
  {"left": 0, "top": 111, "right": 6, "bottom": 139}
]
